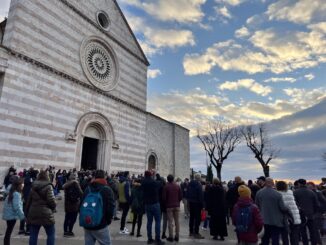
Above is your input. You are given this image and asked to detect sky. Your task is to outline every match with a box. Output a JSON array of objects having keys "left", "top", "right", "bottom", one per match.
[{"left": 1, "top": 0, "right": 326, "bottom": 181}]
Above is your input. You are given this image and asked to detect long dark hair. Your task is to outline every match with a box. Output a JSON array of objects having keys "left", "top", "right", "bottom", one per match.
[{"left": 8, "top": 177, "right": 23, "bottom": 204}]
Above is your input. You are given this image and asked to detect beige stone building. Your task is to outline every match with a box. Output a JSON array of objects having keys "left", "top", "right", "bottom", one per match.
[{"left": 0, "top": 0, "right": 190, "bottom": 180}]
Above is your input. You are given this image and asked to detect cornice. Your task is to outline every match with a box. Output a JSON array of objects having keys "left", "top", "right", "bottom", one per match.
[
  {"left": 58, "top": 0, "right": 150, "bottom": 67},
  {"left": 0, "top": 45, "right": 147, "bottom": 115}
]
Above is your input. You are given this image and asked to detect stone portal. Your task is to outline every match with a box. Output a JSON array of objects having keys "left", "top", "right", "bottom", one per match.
[{"left": 81, "top": 137, "right": 99, "bottom": 170}]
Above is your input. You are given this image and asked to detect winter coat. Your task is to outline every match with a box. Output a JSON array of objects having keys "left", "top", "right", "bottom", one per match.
[
  {"left": 141, "top": 177, "right": 162, "bottom": 205},
  {"left": 232, "top": 197, "right": 263, "bottom": 243},
  {"left": 226, "top": 183, "right": 242, "bottom": 210},
  {"left": 162, "top": 182, "right": 182, "bottom": 209},
  {"left": 186, "top": 180, "right": 203, "bottom": 206},
  {"left": 81, "top": 179, "right": 115, "bottom": 230},
  {"left": 2, "top": 192, "right": 25, "bottom": 221},
  {"left": 180, "top": 182, "right": 189, "bottom": 198},
  {"left": 131, "top": 185, "right": 145, "bottom": 214},
  {"left": 63, "top": 180, "right": 83, "bottom": 213},
  {"left": 294, "top": 186, "right": 319, "bottom": 220},
  {"left": 118, "top": 177, "right": 130, "bottom": 204},
  {"left": 279, "top": 190, "right": 301, "bottom": 225},
  {"left": 255, "top": 187, "right": 289, "bottom": 227},
  {"left": 22, "top": 173, "right": 33, "bottom": 202},
  {"left": 26, "top": 180, "right": 56, "bottom": 225},
  {"left": 206, "top": 184, "right": 228, "bottom": 237}
]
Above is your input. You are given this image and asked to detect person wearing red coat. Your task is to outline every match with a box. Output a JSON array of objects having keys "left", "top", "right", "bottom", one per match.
[{"left": 232, "top": 185, "right": 263, "bottom": 244}]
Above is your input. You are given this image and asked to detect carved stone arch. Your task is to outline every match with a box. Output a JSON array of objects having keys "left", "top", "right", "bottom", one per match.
[
  {"left": 146, "top": 150, "right": 158, "bottom": 171},
  {"left": 74, "top": 112, "right": 116, "bottom": 171}
]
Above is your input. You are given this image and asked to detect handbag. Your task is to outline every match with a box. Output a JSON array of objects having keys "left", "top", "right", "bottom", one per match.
[{"left": 201, "top": 209, "right": 207, "bottom": 221}]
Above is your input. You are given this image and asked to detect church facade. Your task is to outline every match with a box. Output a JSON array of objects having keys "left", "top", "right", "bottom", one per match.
[{"left": 0, "top": 0, "right": 189, "bottom": 180}]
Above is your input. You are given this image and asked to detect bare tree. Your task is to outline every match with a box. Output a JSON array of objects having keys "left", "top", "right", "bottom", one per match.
[
  {"left": 241, "top": 123, "right": 279, "bottom": 177},
  {"left": 197, "top": 121, "right": 241, "bottom": 180}
]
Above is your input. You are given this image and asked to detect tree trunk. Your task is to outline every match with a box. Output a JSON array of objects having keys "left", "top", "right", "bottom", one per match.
[
  {"left": 263, "top": 165, "right": 270, "bottom": 177},
  {"left": 215, "top": 164, "right": 222, "bottom": 181}
]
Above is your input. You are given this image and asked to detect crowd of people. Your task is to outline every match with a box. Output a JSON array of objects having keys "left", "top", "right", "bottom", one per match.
[{"left": 1, "top": 165, "right": 326, "bottom": 245}]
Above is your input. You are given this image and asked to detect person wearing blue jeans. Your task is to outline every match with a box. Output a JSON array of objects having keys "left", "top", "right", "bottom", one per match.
[
  {"left": 146, "top": 203, "right": 161, "bottom": 241},
  {"left": 80, "top": 170, "right": 115, "bottom": 245},
  {"left": 29, "top": 224, "right": 55, "bottom": 245},
  {"left": 25, "top": 170, "right": 57, "bottom": 245},
  {"left": 141, "top": 171, "right": 165, "bottom": 245}
]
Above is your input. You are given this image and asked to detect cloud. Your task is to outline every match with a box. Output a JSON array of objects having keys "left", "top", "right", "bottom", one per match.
[
  {"left": 304, "top": 73, "right": 315, "bottom": 80},
  {"left": 184, "top": 27, "right": 326, "bottom": 75},
  {"left": 235, "top": 26, "right": 250, "bottom": 38},
  {"left": 283, "top": 88, "right": 326, "bottom": 108},
  {"left": 215, "top": 6, "right": 232, "bottom": 19},
  {"left": 147, "top": 69, "right": 162, "bottom": 79},
  {"left": 144, "top": 28, "right": 195, "bottom": 49},
  {"left": 266, "top": 0, "right": 326, "bottom": 24},
  {"left": 219, "top": 79, "right": 272, "bottom": 96},
  {"left": 183, "top": 40, "right": 275, "bottom": 75},
  {"left": 215, "top": 0, "right": 247, "bottom": 6},
  {"left": 123, "top": 14, "right": 196, "bottom": 56},
  {"left": 264, "top": 77, "right": 297, "bottom": 83},
  {"left": 120, "top": 0, "right": 206, "bottom": 23}
]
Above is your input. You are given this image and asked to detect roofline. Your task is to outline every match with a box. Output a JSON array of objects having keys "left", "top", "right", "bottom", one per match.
[
  {"left": 147, "top": 112, "right": 190, "bottom": 132},
  {"left": 112, "top": 0, "right": 150, "bottom": 66},
  {"left": 59, "top": 0, "right": 150, "bottom": 66}
]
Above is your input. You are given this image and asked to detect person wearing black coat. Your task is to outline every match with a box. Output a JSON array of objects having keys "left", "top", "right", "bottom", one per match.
[
  {"left": 206, "top": 178, "right": 228, "bottom": 240},
  {"left": 294, "top": 179, "right": 319, "bottom": 245},
  {"left": 130, "top": 179, "right": 145, "bottom": 237},
  {"left": 186, "top": 173, "right": 204, "bottom": 239}
]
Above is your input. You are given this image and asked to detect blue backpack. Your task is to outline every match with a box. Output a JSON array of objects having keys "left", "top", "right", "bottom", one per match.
[
  {"left": 235, "top": 205, "right": 253, "bottom": 233},
  {"left": 79, "top": 186, "right": 104, "bottom": 228}
]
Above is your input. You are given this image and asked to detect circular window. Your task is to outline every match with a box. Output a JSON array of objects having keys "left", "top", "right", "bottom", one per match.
[
  {"left": 80, "top": 37, "right": 119, "bottom": 91},
  {"left": 96, "top": 11, "right": 110, "bottom": 31}
]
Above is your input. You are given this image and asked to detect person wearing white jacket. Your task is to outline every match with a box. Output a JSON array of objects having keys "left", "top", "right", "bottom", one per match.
[{"left": 276, "top": 181, "right": 301, "bottom": 245}]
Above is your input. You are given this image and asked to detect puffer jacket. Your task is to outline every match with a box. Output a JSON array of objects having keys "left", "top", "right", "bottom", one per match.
[
  {"left": 279, "top": 190, "right": 301, "bottom": 225},
  {"left": 63, "top": 180, "right": 83, "bottom": 213},
  {"left": 2, "top": 192, "right": 25, "bottom": 221},
  {"left": 26, "top": 180, "right": 56, "bottom": 225}
]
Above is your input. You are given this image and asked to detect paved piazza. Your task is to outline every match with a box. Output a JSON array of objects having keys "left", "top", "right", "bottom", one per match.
[{"left": 0, "top": 195, "right": 238, "bottom": 245}]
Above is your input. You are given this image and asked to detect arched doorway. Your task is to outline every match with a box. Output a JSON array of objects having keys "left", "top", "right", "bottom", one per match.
[
  {"left": 148, "top": 154, "right": 156, "bottom": 170},
  {"left": 147, "top": 152, "right": 158, "bottom": 171},
  {"left": 74, "top": 112, "right": 115, "bottom": 171},
  {"left": 80, "top": 123, "right": 106, "bottom": 170}
]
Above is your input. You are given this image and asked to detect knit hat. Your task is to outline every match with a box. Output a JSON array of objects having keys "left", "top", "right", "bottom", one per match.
[{"left": 238, "top": 185, "right": 251, "bottom": 198}]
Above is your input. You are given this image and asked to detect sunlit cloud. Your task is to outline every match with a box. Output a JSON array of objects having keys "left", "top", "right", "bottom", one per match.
[
  {"left": 215, "top": 6, "right": 232, "bottom": 19},
  {"left": 264, "top": 77, "right": 297, "bottom": 83},
  {"left": 147, "top": 69, "right": 162, "bottom": 79},
  {"left": 219, "top": 79, "right": 272, "bottom": 96},
  {"left": 148, "top": 87, "right": 326, "bottom": 137},
  {"left": 266, "top": 0, "right": 326, "bottom": 24},
  {"left": 215, "top": 0, "right": 248, "bottom": 6},
  {"left": 183, "top": 26, "right": 326, "bottom": 75},
  {"left": 304, "top": 73, "right": 315, "bottom": 80},
  {"left": 235, "top": 26, "right": 250, "bottom": 38},
  {"left": 123, "top": 14, "right": 196, "bottom": 56},
  {"left": 120, "top": 0, "right": 206, "bottom": 23}
]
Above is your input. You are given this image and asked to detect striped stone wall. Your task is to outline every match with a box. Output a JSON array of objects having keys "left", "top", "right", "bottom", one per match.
[
  {"left": 3, "top": 0, "right": 148, "bottom": 109},
  {"left": 146, "top": 114, "right": 190, "bottom": 180},
  {"left": 0, "top": 49, "right": 147, "bottom": 175}
]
